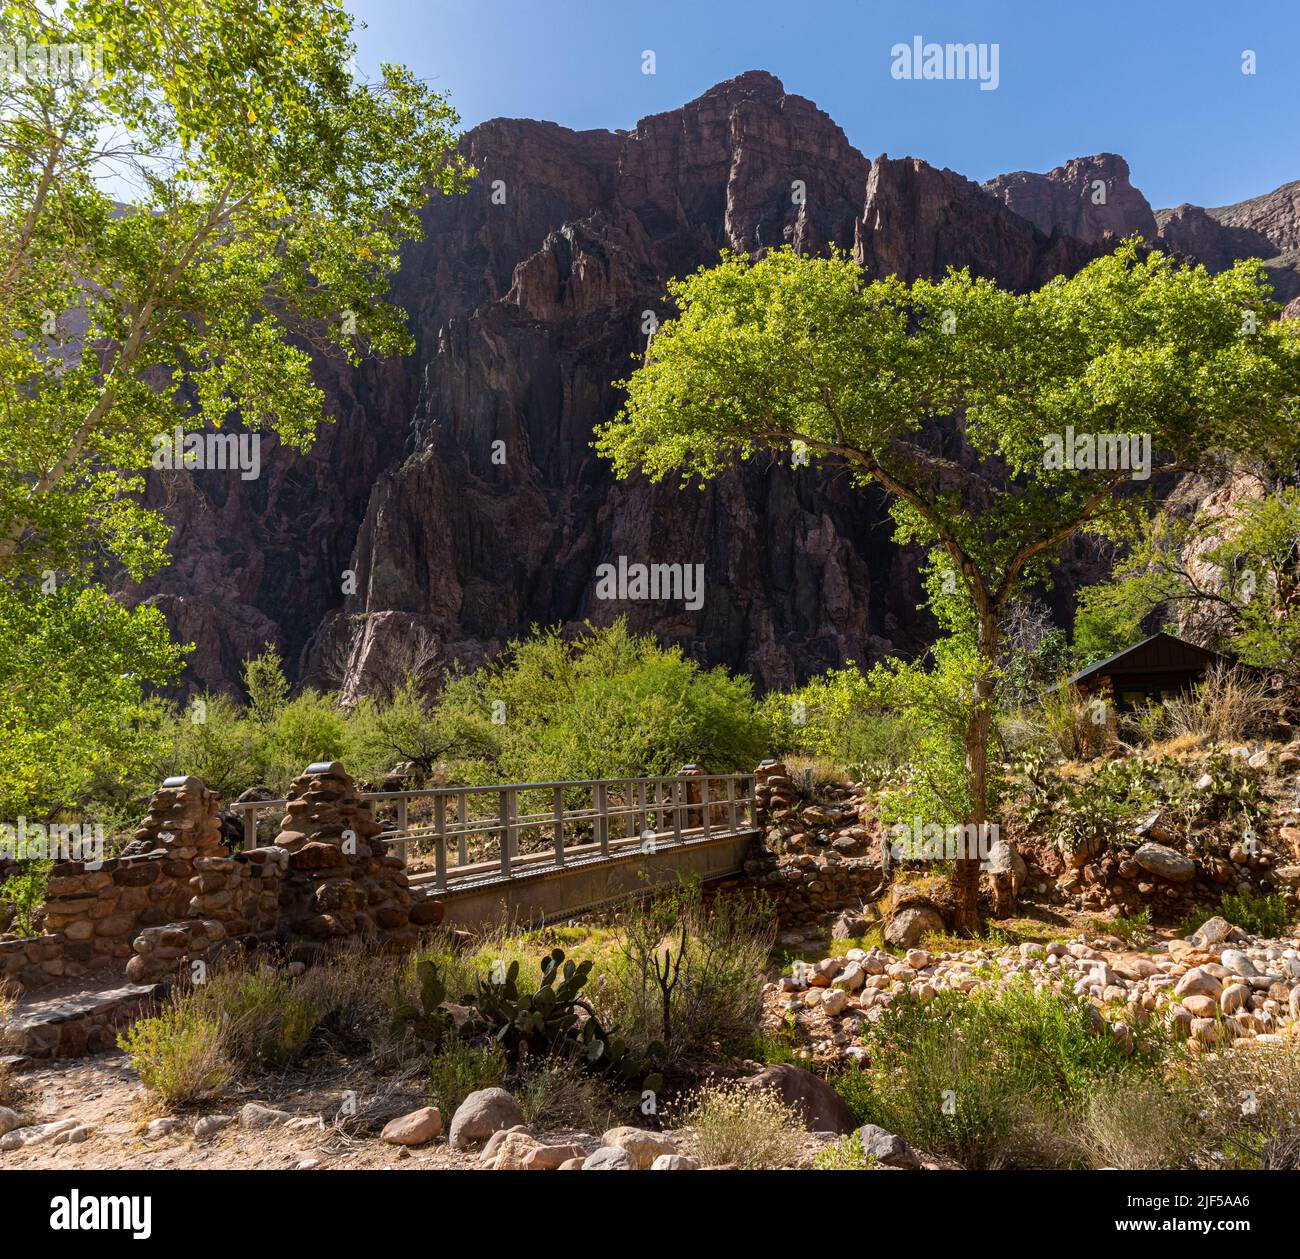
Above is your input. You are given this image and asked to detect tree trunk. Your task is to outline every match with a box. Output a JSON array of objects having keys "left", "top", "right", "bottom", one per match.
[{"left": 953, "top": 612, "right": 1000, "bottom": 934}]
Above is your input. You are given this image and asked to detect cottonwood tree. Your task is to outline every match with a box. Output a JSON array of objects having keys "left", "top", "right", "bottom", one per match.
[
  {"left": 0, "top": 0, "right": 472, "bottom": 814},
  {"left": 597, "top": 242, "right": 1300, "bottom": 930},
  {"left": 1075, "top": 484, "right": 1300, "bottom": 681}
]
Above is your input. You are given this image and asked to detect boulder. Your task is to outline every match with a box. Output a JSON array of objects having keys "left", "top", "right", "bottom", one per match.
[
  {"left": 857, "top": 1123, "right": 921, "bottom": 1169},
  {"left": 743, "top": 1063, "right": 857, "bottom": 1134},
  {"left": 1187, "top": 916, "right": 1237, "bottom": 948},
  {"left": 448, "top": 1088, "right": 525, "bottom": 1151},
  {"left": 1134, "top": 842, "right": 1195, "bottom": 883},
  {"left": 600, "top": 1125, "right": 677, "bottom": 1170},
  {"left": 1174, "top": 968, "right": 1223, "bottom": 1000},
  {"left": 582, "top": 1145, "right": 633, "bottom": 1170},
  {"left": 380, "top": 1106, "right": 442, "bottom": 1147},
  {"left": 884, "top": 904, "right": 945, "bottom": 949},
  {"left": 238, "top": 1103, "right": 292, "bottom": 1130},
  {"left": 651, "top": 1154, "right": 699, "bottom": 1170}
]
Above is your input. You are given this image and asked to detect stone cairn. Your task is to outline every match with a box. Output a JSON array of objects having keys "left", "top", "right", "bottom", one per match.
[
  {"left": 125, "top": 775, "right": 284, "bottom": 984},
  {"left": 273, "top": 761, "right": 440, "bottom": 960},
  {"left": 129, "top": 774, "right": 225, "bottom": 858}
]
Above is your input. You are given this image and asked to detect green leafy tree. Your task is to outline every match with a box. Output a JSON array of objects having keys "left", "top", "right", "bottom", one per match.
[
  {"left": 597, "top": 242, "right": 1300, "bottom": 929},
  {"left": 0, "top": 0, "right": 471, "bottom": 815},
  {"left": 1075, "top": 485, "right": 1300, "bottom": 678}
]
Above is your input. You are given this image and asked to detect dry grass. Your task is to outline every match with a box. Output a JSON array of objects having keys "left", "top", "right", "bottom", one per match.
[
  {"left": 1040, "top": 682, "right": 1117, "bottom": 760},
  {"left": 1163, "top": 664, "right": 1277, "bottom": 744},
  {"left": 1077, "top": 1074, "right": 1194, "bottom": 1169},
  {"left": 677, "top": 1079, "right": 805, "bottom": 1169},
  {"left": 1191, "top": 1039, "right": 1300, "bottom": 1169}
]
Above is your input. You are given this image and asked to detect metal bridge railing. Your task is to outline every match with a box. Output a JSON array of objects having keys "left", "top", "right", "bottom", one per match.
[{"left": 228, "top": 771, "right": 757, "bottom": 893}]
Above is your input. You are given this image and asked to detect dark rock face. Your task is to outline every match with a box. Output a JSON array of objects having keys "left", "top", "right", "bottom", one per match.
[
  {"left": 123, "top": 72, "right": 1296, "bottom": 699},
  {"left": 983, "top": 153, "right": 1158, "bottom": 245}
]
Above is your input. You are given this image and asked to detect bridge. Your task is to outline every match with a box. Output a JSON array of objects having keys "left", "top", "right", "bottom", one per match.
[{"left": 229, "top": 770, "right": 761, "bottom": 928}]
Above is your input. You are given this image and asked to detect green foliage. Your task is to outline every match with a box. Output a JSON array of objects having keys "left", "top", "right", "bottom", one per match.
[
  {"left": 348, "top": 675, "right": 500, "bottom": 781},
  {"left": 813, "top": 1130, "right": 877, "bottom": 1170},
  {"left": 460, "top": 947, "right": 657, "bottom": 1092},
  {"left": 437, "top": 619, "right": 768, "bottom": 783},
  {"left": 117, "top": 1006, "right": 233, "bottom": 1106},
  {"left": 393, "top": 958, "right": 454, "bottom": 1050},
  {"left": 427, "top": 1038, "right": 508, "bottom": 1117},
  {"left": 1074, "top": 489, "right": 1300, "bottom": 676},
  {"left": 605, "top": 878, "right": 775, "bottom": 1068},
  {"left": 1217, "top": 888, "right": 1290, "bottom": 938},
  {"left": 0, "top": 582, "right": 179, "bottom": 817},
  {"left": 193, "top": 968, "right": 320, "bottom": 1069},
  {"left": 760, "top": 665, "right": 918, "bottom": 781},
  {"left": 1018, "top": 751, "right": 1262, "bottom": 867},
  {"left": 845, "top": 981, "right": 1168, "bottom": 1169},
  {"left": 0, "top": 862, "right": 51, "bottom": 935},
  {"left": 0, "top": 0, "right": 470, "bottom": 820}
]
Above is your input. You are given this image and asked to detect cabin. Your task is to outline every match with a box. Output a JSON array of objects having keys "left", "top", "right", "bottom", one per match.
[{"left": 1055, "top": 632, "right": 1229, "bottom": 711}]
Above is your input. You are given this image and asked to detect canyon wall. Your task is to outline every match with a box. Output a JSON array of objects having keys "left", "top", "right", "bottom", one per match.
[{"left": 122, "top": 71, "right": 1299, "bottom": 697}]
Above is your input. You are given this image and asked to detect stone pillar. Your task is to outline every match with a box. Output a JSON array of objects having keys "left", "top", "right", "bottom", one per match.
[
  {"left": 754, "top": 760, "right": 795, "bottom": 821},
  {"left": 129, "top": 775, "right": 226, "bottom": 857},
  {"left": 273, "top": 761, "right": 417, "bottom": 957}
]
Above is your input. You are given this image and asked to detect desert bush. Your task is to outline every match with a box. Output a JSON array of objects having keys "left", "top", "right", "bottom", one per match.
[
  {"left": 427, "top": 1038, "right": 507, "bottom": 1116},
  {"left": 1216, "top": 889, "right": 1290, "bottom": 938},
  {"left": 514, "top": 1050, "right": 620, "bottom": 1132},
  {"left": 679, "top": 1079, "right": 804, "bottom": 1169},
  {"left": 1190, "top": 1039, "right": 1300, "bottom": 1169},
  {"left": 605, "top": 880, "right": 774, "bottom": 1069},
  {"left": 0, "top": 862, "right": 49, "bottom": 936},
  {"left": 191, "top": 968, "right": 320, "bottom": 1069},
  {"left": 1076, "top": 1073, "right": 1196, "bottom": 1169},
  {"left": 439, "top": 619, "right": 768, "bottom": 783},
  {"left": 845, "top": 981, "right": 1160, "bottom": 1169},
  {"left": 118, "top": 1005, "right": 234, "bottom": 1106},
  {"left": 812, "top": 1130, "right": 876, "bottom": 1170},
  {"left": 1162, "top": 664, "right": 1276, "bottom": 744},
  {"left": 1039, "top": 681, "right": 1115, "bottom": 760},
  {"left": 0, "top": 992, "right": 19, "bottom": 1108},
  {"left": 294, "top": 944, "right": 417, "bottom": 1062}
]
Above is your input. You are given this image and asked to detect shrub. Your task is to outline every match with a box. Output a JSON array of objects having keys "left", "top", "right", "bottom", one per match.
[
  {"left": 846, "top": 981, "right": 1160, "bottom": 1169},
  {"left": 1077, "top": 1073, "right": 1196, "bottom": 1170},
  {"left": 427, "top": 1038, "right": 507, "bottom": 1117},
  {"left": 0, "top": 863, "right": 50, "bottom": 936},
  {"left": 439, "top": 619, "right": 768, "bottom": 783},
  {"left": 605, "top": 879, "right": 774, "bottom": 1069},
  {"left": 0, "top": 992, "right": 19, "bottom": 1108},
  {"left": 514, "top": 1051, "right": 619, "bottom": 1132},
  {"left": 1190, "top": 1039, "right": 1300, "bottom": 1169},
  {"left": 192, "top": 968, "right": 320, "bottom": 1069},
  {"left": 294, "top": 944, "right": 415, "bottom": 1061},
  {"left": 813, "top": 1130, "right": 876, "bottom": 1170},
  {"left": 1039, "top": 681, "right": 1115, "bottom": 760},
  {"left": 118, "top": 1005, "right": 234, "bottom": 1106},
  {"left": 679, "top": 1080, "right": 804, "bottom": 1169},
  {"left": 1162, "top": 664, "right": 1276, "bottom": 744},
  {"left": 1217, "top": 889, "right": 1290, "bottom": 938}
]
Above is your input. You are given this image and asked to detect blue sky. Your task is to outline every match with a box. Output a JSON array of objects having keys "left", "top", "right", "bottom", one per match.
[{"left": 350, "top": 0, "right": 1299, "bottom": 210}]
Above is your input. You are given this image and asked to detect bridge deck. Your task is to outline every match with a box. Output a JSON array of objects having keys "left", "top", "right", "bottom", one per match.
[{"left": 229, "top": 771, "right": 759, "bottom": 927}]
